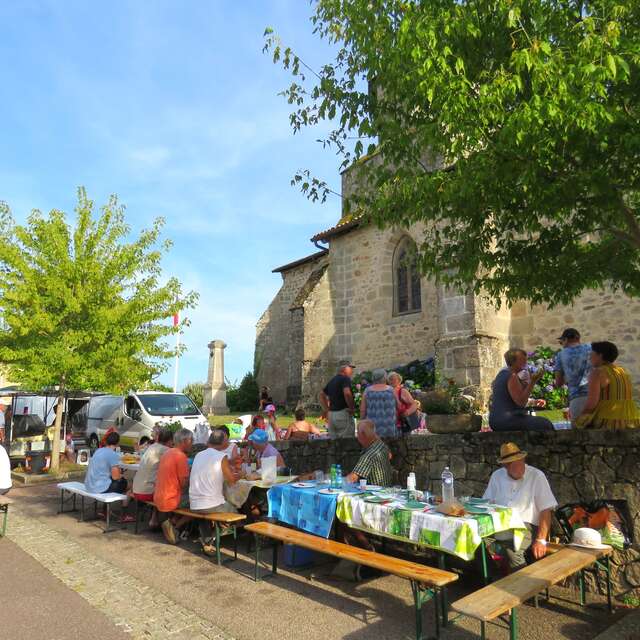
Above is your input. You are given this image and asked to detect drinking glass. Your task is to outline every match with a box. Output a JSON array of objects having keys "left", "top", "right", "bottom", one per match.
[{"left": 315, "top": 470, "right": 324, "bottom": 484}]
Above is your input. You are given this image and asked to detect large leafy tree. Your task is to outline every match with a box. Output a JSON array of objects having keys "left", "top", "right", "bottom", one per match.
[
  {"left": 266, "top": 0, "right": 640, "bottom": 305},
  {"left": 0, "top": 189, "right": 198, "bottom": 470}
]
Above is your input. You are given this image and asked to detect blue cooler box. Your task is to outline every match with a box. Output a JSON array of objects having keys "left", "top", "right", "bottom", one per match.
[{"left": 284, "top": 544, "right": 315, "bottom": 568}]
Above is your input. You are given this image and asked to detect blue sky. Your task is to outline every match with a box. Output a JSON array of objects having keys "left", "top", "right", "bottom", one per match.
[{"left": 0, "top": 1, "right": 342, "bottom": 389}]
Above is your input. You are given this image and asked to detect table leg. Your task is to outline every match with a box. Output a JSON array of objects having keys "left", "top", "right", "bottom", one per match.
[
  {"left": 59, "top": 489, "right": 65, "bottom": 514},
  {"left": 134, "top": 499, "right": 140, "bottom": 535},
  {"left": 438, "top": 554, "right": 448, "bottom": 626},
  {"left": 579, "top": 570, "right": 586, "bottom": 606},
  {"left": 80, "top": 496, "right": 85, "bottom": 522},
  {"left": 480, "top": 541, "right": 490, "bottom": 585},
  {"left": 605, "top": 555, "right": 613, "bottom": 613},
  {"left": 1, "top": 505, "right": 7, "bottom": 537}
]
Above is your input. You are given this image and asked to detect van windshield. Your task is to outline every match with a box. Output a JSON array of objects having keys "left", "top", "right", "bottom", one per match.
[{"left": 139, "top": 394, "right": 201, "bottom": 417}]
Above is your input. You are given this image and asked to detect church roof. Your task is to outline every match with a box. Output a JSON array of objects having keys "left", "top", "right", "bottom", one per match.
[
  {"left": 310, "top": 215, "right": 363, "bottom": 243},
  {"left": 272, "top": 249, "right": 328, "bottom": 274}
]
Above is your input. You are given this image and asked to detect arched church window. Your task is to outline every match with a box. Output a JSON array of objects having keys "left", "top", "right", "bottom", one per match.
[{"left": 393, "top": 237, "right": 422, "bottom": 315}]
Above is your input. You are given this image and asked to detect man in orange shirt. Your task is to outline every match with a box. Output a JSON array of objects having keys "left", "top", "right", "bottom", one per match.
[{"left": 154, "top": 427, "right": 193, "bottom": 544}]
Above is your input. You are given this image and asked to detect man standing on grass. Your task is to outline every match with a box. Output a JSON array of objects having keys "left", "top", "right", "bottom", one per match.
[
  {"left": 319, "top": 360, "right": 356, "bottom": 439},
  {"left": 554, "top": 328, "right": 591, "bottom": 425}
]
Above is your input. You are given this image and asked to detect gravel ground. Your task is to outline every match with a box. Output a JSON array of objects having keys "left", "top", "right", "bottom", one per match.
[{"left": 5, "top": 481, "right": 631, "bottom": 640}]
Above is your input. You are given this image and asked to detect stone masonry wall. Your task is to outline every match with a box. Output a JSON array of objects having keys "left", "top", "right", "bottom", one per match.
[
  {"left": 511, "top": 292, "right": 640, "bottom": 393},
  {"left": 255, "top": 255, "right": 327, "bottom": 405},
  {"left": 329, "top": 224, "right": 440, "bottom": 378},
  {"left": 275, "top": 429, "right": 640, "bottom": 600}
]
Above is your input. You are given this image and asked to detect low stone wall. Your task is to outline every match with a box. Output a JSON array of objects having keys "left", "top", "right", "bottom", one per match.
[{"left": 275, "top": 430, "right": 640, "bottom": 601}]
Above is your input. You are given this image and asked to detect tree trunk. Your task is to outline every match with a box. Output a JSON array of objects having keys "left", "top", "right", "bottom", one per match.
[{"left": 49, "top": 380, "right": 65, "bottom": 473}]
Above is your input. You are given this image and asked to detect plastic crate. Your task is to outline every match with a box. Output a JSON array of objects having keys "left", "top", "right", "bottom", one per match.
[{"left": 283, "top": 544, "right": 315, "bottom": 568}]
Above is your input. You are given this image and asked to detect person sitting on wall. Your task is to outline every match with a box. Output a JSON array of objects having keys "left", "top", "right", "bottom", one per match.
[
  {"left": 84, "top": 431, "right": 128, "bottom": 495},
  {"left": 282, "top": 408, "right": 321, "bottom": 441},
  {"left": 244, "top": 414, "right": 266, "bottom": 441},
  {"left": 489, "top": 349, "right": 554, "bottom": 432},
  {"left": 154, "top": 428, "right": 193, "bottom": 545},
  {"left": 345, "top": 419, "right": 394, "bottom": 488},
  {"left": 575, "top": 341, "right": 640, "bottom": 430},
  {"left": 482, "top": 442, "right": 557, "bottom": 570},
  {"left": 263, "top": 404, "right": 283, "bottom": 440},
  {"left": 258, "top": 386, "right": 273, "bottom": 411}
]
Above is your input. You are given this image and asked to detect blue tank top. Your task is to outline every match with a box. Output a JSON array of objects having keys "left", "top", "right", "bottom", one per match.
[{"left": 490, "top": 369, "right": 523, "bottom": 420}]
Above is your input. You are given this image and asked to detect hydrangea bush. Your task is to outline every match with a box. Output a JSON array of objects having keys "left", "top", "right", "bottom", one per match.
[{"left": 527, "top": 346, "right": 568, "bottom": 410}]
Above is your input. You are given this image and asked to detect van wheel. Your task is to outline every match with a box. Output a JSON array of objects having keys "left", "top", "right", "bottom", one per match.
[{"left": 88, "top": 434, "right": 99, "bottom": 453}]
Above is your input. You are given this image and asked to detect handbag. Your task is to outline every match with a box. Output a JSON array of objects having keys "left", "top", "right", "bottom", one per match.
[{"left": 401, "top": 410, "right": 422, "bottom": 433}]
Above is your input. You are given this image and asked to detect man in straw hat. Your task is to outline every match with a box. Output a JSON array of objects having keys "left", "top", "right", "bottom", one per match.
[{"left": 483, "top": 442, "right": 557, "bottom": 570}]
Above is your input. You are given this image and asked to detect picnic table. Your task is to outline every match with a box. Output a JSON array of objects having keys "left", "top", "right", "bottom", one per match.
[
  {"left": 225, "top": 475, "right": 297, "bottom": 509},
  {"left": 268, "top": 482, "right": 527, "bottom": 563}
]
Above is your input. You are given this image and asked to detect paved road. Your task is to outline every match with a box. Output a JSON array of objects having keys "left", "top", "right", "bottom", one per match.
[
  {"left": 6, "top": 483, "right": 632, "bottom": 640},
  {"left": 0, "top": 538, "right": 128, "bottom": 640}
]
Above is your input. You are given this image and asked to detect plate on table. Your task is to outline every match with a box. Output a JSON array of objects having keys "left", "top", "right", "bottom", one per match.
[
  {"left": 465, "top": 505, "right": 491, "bottom": 514},
  {"left": 364, "top": 496, "right": 391, "bottom": 504},
  {"left": 318, "top": 488, "right": 341, "bottom": 495},
  {"left": 292, "top": 482, "right": 316, "bottom": 488},
  {"left": 468, "top": 498, "right": 489, "bottom": 504},
  {"left": 400, "top": 500, "right": 425, "bottom": 511},
  {"left": 364, "top": 485, "right": 383, "bottom": 491}
]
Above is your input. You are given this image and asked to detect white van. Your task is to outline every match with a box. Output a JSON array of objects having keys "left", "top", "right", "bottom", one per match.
[{"left": 81, "top": 391, "right": 209, "bottom": 451}]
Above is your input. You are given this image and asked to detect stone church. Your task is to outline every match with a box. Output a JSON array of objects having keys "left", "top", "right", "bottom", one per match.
[{"left": 255, "top": 166, "right": 640, "bottom": 409}]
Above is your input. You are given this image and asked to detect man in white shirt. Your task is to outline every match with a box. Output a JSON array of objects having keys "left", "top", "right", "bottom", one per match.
[
  {"left": 0, "top": 444, "right": 11, "bottom": 495},
  {"left": 483, "top": 442, "right": 557, "bottom": 569},
  {"left": 189, "top": 428, "right": 239, "bottom": 557}
]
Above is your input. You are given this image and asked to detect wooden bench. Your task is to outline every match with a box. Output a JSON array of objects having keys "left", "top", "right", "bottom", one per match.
[
  {"left": 0, "top": 495, "right": 12, "bottom": 537},
  {"left": 172, "top": 507, "right": 246, "bottom": 566},
  {"left": 57, "top": 482, "right": 129, "bottom": 533},
  {"left": 451, "top": 545, "right": 613, "bottom": 639},
  {"left": 245, "top": 521, "right": 458, "bottom": 640}
]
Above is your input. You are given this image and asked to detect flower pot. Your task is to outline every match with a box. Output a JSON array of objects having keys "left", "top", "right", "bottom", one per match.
[{"left": 426, "top": 413, "right": 482, "bottom": 434}]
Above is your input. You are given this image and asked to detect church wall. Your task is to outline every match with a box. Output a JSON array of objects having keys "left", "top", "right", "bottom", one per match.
[
  {"left": 255, "top": 259, "right": 322, "bottom": 406},
  {"left": 328, "top": 224, "right": 440, "bottom": 377},
  {"left": 301, "top": 268, "right": 336, "bottom": 407},
  {"left": 511, "top": 290, "right": 640, "bottom": 390}
]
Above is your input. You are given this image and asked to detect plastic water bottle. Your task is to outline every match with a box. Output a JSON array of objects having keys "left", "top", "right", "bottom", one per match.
[
  {"left": 441, "top": 467, "right": 455, "bottom": 503},
  {"left": 330, "top": 464, "right": 336, "bottom": 489},
  {"left": 336, "top": 464, "right": 342, "bottom": 488}
]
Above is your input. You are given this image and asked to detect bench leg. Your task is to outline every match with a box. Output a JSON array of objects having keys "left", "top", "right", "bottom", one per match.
[
  {"left": 578, "top": 570, "right": 586, "bottom": 606},
  {"left": 272, "top": 539, "right": 279, "bottom": 575},
  {"left": 437, "top": 554, "right": 448, "bottom": 626},
  {"left": 411, "top": 581, "right": 438, "bottom": 640},
  {"left": 79, "top": 496, "right": 85, "bottom": 522},
  {"left": 233, "top": 525, "right": 238, "bottom": 560},
  {"left": 254, "top": 534, "right": 262, "bottom": 582},
  {"left": 510, "top": 608, "right": 518, "bottom": 640},
  {"left": 59, "top": 489, "right": 65, "bottom": 514},
  {"left": 480, "top": 621, "right": 486, "bottom": 640},
  {"left": 105, "top": 504, "right": 111, "bottom": 533},
  {"left": 215, "top": 523, "right": 222, "bottom": 566},
  {"left": 134, "top": 499, "right": 140, "bottom": 534},
  {"left": 1, "top": 505, "right": 7, "bottom": 537}
]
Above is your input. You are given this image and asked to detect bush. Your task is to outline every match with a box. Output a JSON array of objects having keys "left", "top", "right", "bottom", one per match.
[
  {"left": 227, "top": 372, "right": 259, "bottom": 412},
  {"left": 182, "top": 381, "right": 205, "bottom": 410},
  {"left": 527, "top": 346, "right": 568, "bottom": 410}
]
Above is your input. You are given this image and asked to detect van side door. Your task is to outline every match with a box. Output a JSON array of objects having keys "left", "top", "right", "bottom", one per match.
[{"left": 122, "top": 395, "right": 145, "bottom": 449}]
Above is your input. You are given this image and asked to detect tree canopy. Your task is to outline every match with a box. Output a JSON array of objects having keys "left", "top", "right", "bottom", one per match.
[
  {"left": 266, "top": 0, "right": 640, "bottom": 306},
  {"left": 0, "top": 188, "right": 198, "bottom": 393}
]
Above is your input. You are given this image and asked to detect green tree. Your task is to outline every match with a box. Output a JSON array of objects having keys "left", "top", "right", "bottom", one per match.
[
  {"left": 182, "top": 381, "right": 205, "bottom": 410},
  {"left": 227, "top": 372, "right": 259, "bottom": 412},
  {"left": 0, "top": 189, "right": 198, "bottom": 470},
  {"left": 266, "top": 0, "right": 640, "bottom": 306}
]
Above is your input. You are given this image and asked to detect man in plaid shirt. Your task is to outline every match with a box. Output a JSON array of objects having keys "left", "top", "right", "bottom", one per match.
[{"left": 346, "top": 419, "right": 393, "bottom": 487}]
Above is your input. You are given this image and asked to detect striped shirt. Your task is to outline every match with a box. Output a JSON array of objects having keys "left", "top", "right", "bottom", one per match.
[{"left": 352, "top": 439, "right": 393, "bottom": 487}]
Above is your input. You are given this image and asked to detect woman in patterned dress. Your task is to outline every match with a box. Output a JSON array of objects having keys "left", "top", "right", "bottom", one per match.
[{"left": 359, "top": 369, "right": 400, "bottom": 438}]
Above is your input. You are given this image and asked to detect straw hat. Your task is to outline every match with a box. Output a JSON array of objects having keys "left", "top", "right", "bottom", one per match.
[
  {"left": 498, "top": 442, "right": 527, "bottom": 464},
  {"left": 569, "top": 527, "right": 611, "bottom": 550}
]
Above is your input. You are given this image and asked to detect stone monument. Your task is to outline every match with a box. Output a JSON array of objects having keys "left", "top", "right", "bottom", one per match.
[{"left": 202, "top": 340, "right": 229, "bottom": 415}]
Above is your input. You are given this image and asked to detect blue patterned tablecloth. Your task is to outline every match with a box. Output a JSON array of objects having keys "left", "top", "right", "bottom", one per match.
[{"left": 267, "top": 484, "right": 338, "bottom": 538}]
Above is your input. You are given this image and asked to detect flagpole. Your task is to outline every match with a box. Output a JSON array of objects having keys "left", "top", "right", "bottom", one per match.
[{"left": 173, "top": 313, "right": 180, "bottom": 393}]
